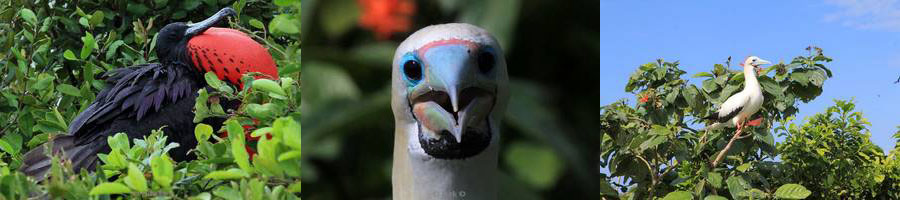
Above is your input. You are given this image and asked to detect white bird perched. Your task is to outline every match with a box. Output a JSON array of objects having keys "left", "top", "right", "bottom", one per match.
[
  {"left": 702, "top": 56, "right": 770, "bottom": 132},
  {"left": 390, "top": 23, "right": 509, "bottom": 200}
]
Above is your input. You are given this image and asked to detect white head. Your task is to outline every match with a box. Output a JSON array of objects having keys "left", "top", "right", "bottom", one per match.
[
  {"left": 740, "top": 56, "right": 771, "bottom": 75},
  {"left": 390, "top": 23, "right": 509, "bottom": 199}
]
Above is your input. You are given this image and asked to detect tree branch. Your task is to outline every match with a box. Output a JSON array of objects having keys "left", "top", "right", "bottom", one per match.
[{"left": 710, "top": 127, "right": 752, "bottom": 168}]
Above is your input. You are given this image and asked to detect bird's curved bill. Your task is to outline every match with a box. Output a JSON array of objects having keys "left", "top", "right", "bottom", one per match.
[{"left": 185, "top": 7, "right": 236, "bottom": 37}]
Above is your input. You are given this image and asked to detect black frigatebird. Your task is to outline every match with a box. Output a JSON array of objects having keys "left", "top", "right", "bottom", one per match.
[{"left": 20, "top": 7, "right": 279, "bottom": 180}]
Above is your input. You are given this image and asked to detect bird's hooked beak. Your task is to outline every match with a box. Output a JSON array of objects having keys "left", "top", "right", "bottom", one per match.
[
  {"left": 407, "top": 41, "right": 496, "bottom": 158},
  {"left": 185, "top": 8, "right": 236, "bottom": 38}
]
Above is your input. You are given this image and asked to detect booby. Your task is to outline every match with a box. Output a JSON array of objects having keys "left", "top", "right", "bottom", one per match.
[
  {"left": 702, "top": 56, "right": 769, "bottom": 131},
  {"left": 390, "top": 23, "right": 509, "bottom": 200}
]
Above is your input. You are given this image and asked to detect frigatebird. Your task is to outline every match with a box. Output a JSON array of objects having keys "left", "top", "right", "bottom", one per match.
[{"left": 20, "top": 7, "right": 279, "bottom": 180}]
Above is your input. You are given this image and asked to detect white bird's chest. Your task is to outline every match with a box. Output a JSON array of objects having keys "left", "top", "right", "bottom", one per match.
[{"left": 741, "top": 90, "right": 764, "bottom": 118}]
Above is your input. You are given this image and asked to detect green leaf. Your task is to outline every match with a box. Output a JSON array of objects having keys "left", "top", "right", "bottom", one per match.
[
  {"left": 662, "top": 191, "right": 692, "bottom": 200},
  {"left": 639, "top": 136, "right": 666, "bottom": 151},
  {"left": 287, "top": 182, "right": 302, "bottom": 193},
  {"left": 774, "top": 184, "right": 811, "bottom": 199},
  {"left": 708, "top": 172, "right": 723, "bottom": 188},
  {"left": 790, "top": 71, "right": 809, "bottom": 86},
  {"left": 204, "top": 72, "right": 225, "bottom": 90},
  {"left": 278, "top": 150, "right": 302, "bottom": 161},
  {"left": 0, "top": 139, "right": 16, "bottom": 154},
  {"left": 57, "top": 84, "right": 82, "bottom": 97},
  {"left": 808, "top": 70, "right": 826, "bottom": 87},
  {"left": 189, "top": 192, "right": 212, "bottom": 200},
  {"left": 89, "top": 10, "right": 104, "bottom": 26},
  {"left": 269, "top": 14, "right": 300, "bottom": 35},
  {"left": 107, "top": 132, "right": 130, "bottom": 151},
  {"left": 251, "top": 127, "right": 273, "bottom": 138},
  {"left": 731, "top": 72, "right": 745, "bottom": 83},
  {"left": 151, "top": 154, "right": 174, "bottom": 188},
  {"left": 702, "top": 79, "right": 719, "bottom": 93},
  {"left": 80, "top": 32, "right": 96, "bottom": 59},
  {"left": 124, "top": 163, "right": 148, "bottom": 192},
  {"left": 195, "top": 123, "right": 213, "bottom": 144},
  {"left": 226, "top": 120, "right": 253, "bottom": 172},
  {"left": 252, "top": 79, "right": 287, "bottom": 96},
  {"left": 63, "top": 50, "right": 78, "bottom": 61},
  {"left": 693, "top": 72, "right": 714, "bottom": 78},
  {"left": 704, "top": 195, "right": 728, "bottom": 200},
  {"left": 19, "top": 8, "right": 38, "bottom": 25},
  {"left": 105, "top": 149, "right": 127, "bottom": 169},
  {"left": 683, "top": 85, "right": 699, "bottom": 108},
  {"left": 32, "top": 73, "right": 55, "bottom": 90},
  {"left": 276, "top": 117, "right": 301, "bottom": 150},
  {"left": 79, "top": 17, "right": 90, "bottom": 28},
  {"left": 106, "top": 40, "right": 125, "bottom": 60},
  {"left": 665, "top": 87, "right": 679, "bottom": 103},
  {"left": 274, "top": 0, "right": 298, "bottom": 6},
  {"left": 246, "top": 103, "right": 276, "bottom": 119},
  {"left": 759, "top": 76, "right": 783, "bottom": 98},
  {"left": 727, "top": 176, "right": 751, "bottom": 199},
  {"left": 89, "top": 183, "right": 131, "bottom": 195},
  {"left": 249, "top": 19, "right": 265, "bottom": 29},
  {"left": 736, "top": 163, "right": 751, "bottom": 172},
  {"left": 203, "top": 168, "right": 250, "bottom": 180}
]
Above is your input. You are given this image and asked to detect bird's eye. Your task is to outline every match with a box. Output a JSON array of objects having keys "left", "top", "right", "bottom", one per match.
[
  {"left": 477, "top": 51, "right": 495, "bottom": 74},
  {"left": 403, "top": 60, "right": 423, "bottom": 83}
]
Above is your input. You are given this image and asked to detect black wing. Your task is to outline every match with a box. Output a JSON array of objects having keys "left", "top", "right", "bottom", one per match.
[
  {"left": 68, "top": 63, "right": 196, "bottom": 142},
  {"left": 703, "top": 106, "right": 743, "bottom": 123},
  {"left": 22, "top": 63, "right": 200, "bottom": 180}
]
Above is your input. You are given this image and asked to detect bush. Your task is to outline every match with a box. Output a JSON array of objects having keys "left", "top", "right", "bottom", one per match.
[{"left": 0, "top": 0, "right": 301, "bottom": 198}]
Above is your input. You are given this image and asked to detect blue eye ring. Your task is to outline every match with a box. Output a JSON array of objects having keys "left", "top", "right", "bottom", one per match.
[{"left": 401, "top": 53, "right": 423, "bottom": 86}]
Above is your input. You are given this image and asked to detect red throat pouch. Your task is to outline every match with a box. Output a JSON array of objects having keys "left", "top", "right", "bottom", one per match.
[{"left": 187, "top": 28, "right": 279, "bottom": 88}]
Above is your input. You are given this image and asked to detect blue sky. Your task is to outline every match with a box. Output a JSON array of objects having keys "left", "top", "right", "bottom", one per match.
[{"left": 601, "top": 0, "right": 900, "bottom": 152}]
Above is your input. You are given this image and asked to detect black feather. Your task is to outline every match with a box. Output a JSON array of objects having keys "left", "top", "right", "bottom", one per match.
[
  {"left": 20, "top": 63, "right": 216, "bottom": 180},
  {"left": 704, "top": 106, "right": 743, "bottom": 123}
]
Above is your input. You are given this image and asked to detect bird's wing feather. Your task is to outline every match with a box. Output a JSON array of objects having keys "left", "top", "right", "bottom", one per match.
[
  {"left": 68, "top": 63, "right": 195, "bottom": 142},
  {"left": 706, "top": 91, "right": 750, "bottom": 122}
]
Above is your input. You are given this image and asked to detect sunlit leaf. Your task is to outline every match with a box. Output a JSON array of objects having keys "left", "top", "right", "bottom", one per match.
[
  {"left": 89, "top": 183, "right": 131, "bottom": 195},
  {"left": 774, "top": 184, "right": 811, "bottom": 199}
]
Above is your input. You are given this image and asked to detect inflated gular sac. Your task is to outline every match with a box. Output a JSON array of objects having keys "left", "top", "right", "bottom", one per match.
[{"left": 188, "top": 27, "right": 279, "bottom": 87}]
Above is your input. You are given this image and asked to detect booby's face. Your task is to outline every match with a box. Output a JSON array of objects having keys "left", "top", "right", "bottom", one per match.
[
  {"left": 740, "top": 56, "right": 771, "bottom": 74},
  {"left": 392, "top": 24, "right": 509, "bottom": 160}
]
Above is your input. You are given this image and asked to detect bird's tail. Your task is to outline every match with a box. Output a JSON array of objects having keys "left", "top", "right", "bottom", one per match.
[{"left": 20, "top": 135, "right": 105, "bottom": 181}]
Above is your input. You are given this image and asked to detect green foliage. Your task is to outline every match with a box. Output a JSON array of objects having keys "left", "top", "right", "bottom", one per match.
[
  {"left": 776, "top": 99, "right": 885, "bottom": 199},
  {"left": 604, "top": 47, "right": 900, "bottom": 199},
  {"left": 602, "top": 47, "right": 833, "bottom": 199},
  {"left": 774, "top": 184, "right": 811, "bottom": 199},
  {"left": 0, "top": 0, "right": 301, "bottom": 198}
]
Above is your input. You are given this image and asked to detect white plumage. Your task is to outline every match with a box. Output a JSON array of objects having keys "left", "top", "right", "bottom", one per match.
[
  {"left": 703, "top": 56, "right": 769, "bottom": 131},
  {"left": 390, "top": 23, "right": 509, "bottom": 200}
]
